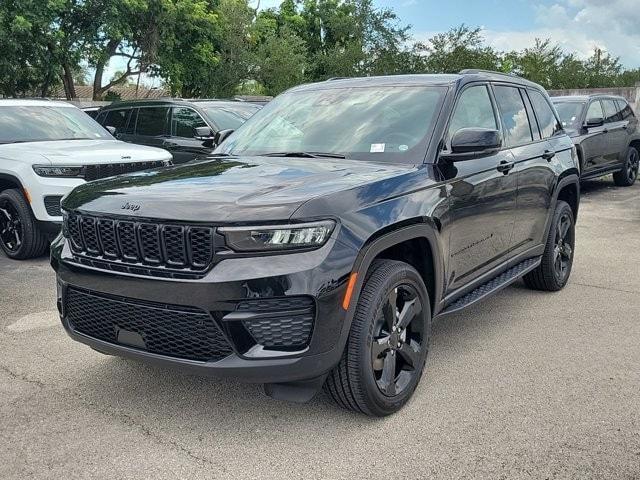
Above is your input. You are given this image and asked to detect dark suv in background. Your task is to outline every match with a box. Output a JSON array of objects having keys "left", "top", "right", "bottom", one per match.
[
  {"left": 96, "top": 99, "right": 261, "bottom": 164},
  {"left": 552, "top": 94, "right": 639, "bottom": 186},
  {"left": 52, "top": 71, "right": 580, "bottom": 416}
]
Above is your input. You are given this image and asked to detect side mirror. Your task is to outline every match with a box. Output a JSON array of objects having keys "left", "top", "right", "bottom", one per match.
[
  {"left": 585, "top": 117, "right": 604, "bottom": 128},
  {"left": 194, "top": 126, "right": 214, "bottom": 140},
  {"left": 105, "top": 126, "right": 117, "bottom": 136},
  {"left": 449, "top": 128, "right": 502, "bottom": 157},
  {"left": 214, "top": 129, "right": 234, "bottom": 145}
]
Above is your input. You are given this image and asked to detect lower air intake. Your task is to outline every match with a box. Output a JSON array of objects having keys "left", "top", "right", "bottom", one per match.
[{"left": 65, "top": 288, "right": 233, "bottom": 362}]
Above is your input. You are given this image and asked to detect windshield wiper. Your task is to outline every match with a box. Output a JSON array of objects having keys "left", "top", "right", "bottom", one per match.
[{"left": 261, "top": 151, "right": 346, "bottom": 159}]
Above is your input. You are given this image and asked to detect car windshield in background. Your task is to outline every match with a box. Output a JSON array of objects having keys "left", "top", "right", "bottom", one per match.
[
  {"left": 0, "top": 106, "right": 112, "bottom": 143},
  {"left": 201, "top": 104, "right": 262, "bottom": 131},
  {"left": 554, "top": 102, "right": 585, "bottom": 129},
  {"left": 216, "top": 86, "right": 447, "bottom": 161}
]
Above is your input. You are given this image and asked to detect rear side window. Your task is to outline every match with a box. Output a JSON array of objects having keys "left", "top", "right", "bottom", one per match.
[
  {"left": 448, "top": 85, "right": 497, "bottom": 140},
  {"left": 586, "top": 101, "right": 604, "bottom": 121},
  {"left": 616, "top": 100, "right": 634, "bottom": 120},
  {"left": 171, "top": 107, "right": 208, "bottom": 138},
  {"left": 493, "top": 85, "right": 533, "bottom": 146},
  {"left": 528, "top": 90, "right": 561, "bottom": 138},
  {"left": 101, "top": 109, "right": 130, "bottom": 134},
  {"left": 602, "top": 99, "right": 621, "bottom": 123},
  {"left": 135, "top": 107, "right": 169, "bottom": 136}
]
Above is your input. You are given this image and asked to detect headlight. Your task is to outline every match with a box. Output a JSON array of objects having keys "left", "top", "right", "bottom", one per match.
[
  {"left": 220, "top": 220, "right": 335, "bottom": 252},
  {"left": 33, "top": 165, "right": 85, "bottom": 178}
]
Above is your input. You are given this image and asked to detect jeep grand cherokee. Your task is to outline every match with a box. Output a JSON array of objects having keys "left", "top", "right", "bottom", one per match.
[{"left": 51, "top": 71, "right": 580, "bottom": 416}]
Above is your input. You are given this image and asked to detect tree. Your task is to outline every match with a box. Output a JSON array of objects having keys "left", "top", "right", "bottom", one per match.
[
  {"left": 149, "top": 0, "right": 221, "bottom": 97},
  {"left": 414, "top": 25, "right": 501, "bottom": 74},
  {"left": 255, "top": 28, "right": 307, "bottom": 95}
]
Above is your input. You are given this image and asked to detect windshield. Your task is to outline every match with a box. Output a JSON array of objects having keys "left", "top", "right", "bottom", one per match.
[
  {"left": 202, "top": 104, "right": 261, "bottom": 131},
  {"left": 0, "top": 105, "right": 112, "bottom": 143},
  {"left": 553, "top": 102, "right": 585, "bottom": 129},
  {"left": 216, "top": 85, "right": 447, "bottom": 161}
]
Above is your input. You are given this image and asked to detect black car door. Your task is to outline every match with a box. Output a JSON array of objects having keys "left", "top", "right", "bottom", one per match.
[
  {"left": 601, "top": 98, "right": 628, "bottom": 169},
  {"left": 131, "top": 106, "right": 171, "bottom": 150},
  {"left": 165, "top": 106, "right": 216, "bottom": 164},
  {"left": 443, "top": 83, "right": 518, "bottom": 293},
  {"left": 511, "top": 87, "right": 565, "bottom": 255},
  {"left": 580, "top": 100, "right": 608, "bottom": 174}
]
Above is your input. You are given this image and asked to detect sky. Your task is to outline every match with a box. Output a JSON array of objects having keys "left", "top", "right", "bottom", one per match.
[
  {"left": 105, "top": 0, "right": 640, "bottom": 88},
  {"left": 261, "top": 0, "right": 640, "bottom": 67}
]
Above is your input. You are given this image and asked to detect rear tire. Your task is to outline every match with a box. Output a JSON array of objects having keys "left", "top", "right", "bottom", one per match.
[
  {"left": 0, "top": 189, "right": 48, "bottom": 259},
  {"left": 613, "top": 146, "right": 638, "bottom": 186},
  {"left": 524, "top": 200, "right": 575, "bottom": 291},
  {"left": 324, "top": 260, "right": 431, "bottom": 416}
]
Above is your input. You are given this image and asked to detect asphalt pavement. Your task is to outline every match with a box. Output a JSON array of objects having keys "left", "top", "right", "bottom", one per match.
[{"left": 1, "top": 176, "right": 639, "bottom": 479}]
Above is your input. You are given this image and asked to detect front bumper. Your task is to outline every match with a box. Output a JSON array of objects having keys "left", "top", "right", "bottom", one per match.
[{"left": 51, "top": 235, "right": 357, "bottom": 384}]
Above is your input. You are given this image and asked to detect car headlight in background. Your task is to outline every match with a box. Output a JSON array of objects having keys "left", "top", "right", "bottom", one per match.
[
  {"left": 33, "top": 165, "right": 85, "bottom": 178},
  {"left": 220, "top": 220, "right": 335, "bottom": 252}
]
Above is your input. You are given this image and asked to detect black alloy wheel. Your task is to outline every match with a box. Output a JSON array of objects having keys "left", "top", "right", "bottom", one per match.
[
  {"left": 0, "top": 189, "right": 48, "bottom": 259},
  {"left": 0, "top": 199, "right": 23, "bottom": 253},
  {"left": 371, "top": 284, "right": 425, "bottom": 397},
  {"left": 613, "top": 147, "right": 639, "bottom": 186},
  {"left": 553, "top": 211, "right": 573, "bottom": 284},
  {"left": 324, "top": 259, "right": 431, "bottom": 416},
  {"left": 524, "top": 200, "right": 575, "bottom": 291}
]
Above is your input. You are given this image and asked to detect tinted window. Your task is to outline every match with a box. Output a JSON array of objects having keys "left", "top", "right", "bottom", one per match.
[
  {"left": 202, "top": 104, "right": 261, "bottom": 131},
  {"left": 616, "top": 99, "right": 634, "bottom": 120},
  {"left": 102, "top": 109, "right": 130, "bottom": 134},
  {"left": 448, "top": 85, "right": 497, "bottom": 140},
  {"left": 529, "top": 90, "right": 560, "bottom": 138},
  {"left": 586, "top": 101, "right": 604, "bottom": 121},
  {"left": 0, "top": 106, "right": 112, "bottom": 143},
  {"left": 217, "top": 86, "right": 447, "bottom": 161},
  {"left": 554, "top": 102, "right": 585, "bottom": 129},
  {"left": 493, "top": 86, "right": 533, "bottom": 146},
  {"left": 135, "top": 107, "right": 169, "bottom": 136},
  {"left": 602, "top": 99, "right": 621, "bottom": 123},
  {"left": 171, "top": 107, "right": 207, "bottom": 137}
]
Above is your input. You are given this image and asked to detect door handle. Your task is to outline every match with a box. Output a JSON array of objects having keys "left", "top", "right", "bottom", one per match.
[
  {"left": 542, "top": 150, "right": 556, "bottom": 161},
  {"left": 162, "top": 141, "right": 179, "bottom": 148},
  {"left": 622, "top": 124, "right": 628, "bottom": 130},
  {"left": 497, "top": 160, "right": 515, "bottom": 174},
  {"left": 602, "top": 128, "right": 609, "bottom": 134}
]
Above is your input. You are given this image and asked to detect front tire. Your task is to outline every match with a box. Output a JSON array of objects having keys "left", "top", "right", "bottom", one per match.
[
  {"left": 524, "top": 200, "right": 575, "bottom": 291},
  {"left": 613, "top": 146, "right": 639, "bottom": 187},
  {"left": 0, "top": 189, "right": 48, "bottom": 259},
  {"left": 324, "top": 260, "right": 431, "bottom": 416}
]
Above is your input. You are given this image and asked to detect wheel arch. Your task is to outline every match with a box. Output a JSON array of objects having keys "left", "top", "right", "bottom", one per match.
[
  {"left": 0, "top": 173, "right": 24, "bottom": 194},
  {"left": 347, "top": 221, "right": 444, "bottom": 320}
]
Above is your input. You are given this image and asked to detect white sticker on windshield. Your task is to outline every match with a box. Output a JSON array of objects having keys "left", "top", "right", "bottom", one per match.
[
  {"left": 399, "top": 144, "right": 409, "bottom": 151},
  {"left": 370, "top": 143, "right": 385, "bottom": 153}
]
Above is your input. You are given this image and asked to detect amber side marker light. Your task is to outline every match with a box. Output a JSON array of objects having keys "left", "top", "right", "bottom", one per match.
[
  {"left": 23, "top": 189, "right": 32, "bottom": 204},
  {"left": 342, "top": 272, "right": 358, "bottom": 310}
]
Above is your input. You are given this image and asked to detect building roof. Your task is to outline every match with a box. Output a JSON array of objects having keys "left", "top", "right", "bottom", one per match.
[{"left": 48, "top": 84, "right": 170, "bottom": 100}]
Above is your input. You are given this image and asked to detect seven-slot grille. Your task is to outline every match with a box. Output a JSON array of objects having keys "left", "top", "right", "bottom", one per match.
[
  {"left": 66, "top": 212, "right": 214, "bottom": 275},
  {"left": 83, "top": 161, "right": 168, "bottom": 181}
]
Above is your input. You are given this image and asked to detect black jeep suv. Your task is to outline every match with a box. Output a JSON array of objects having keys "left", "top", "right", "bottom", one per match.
[
  {"left": 95, "top": 99, "right": 261, "bottom": 164},
  {"left": 51, "top": 71, "right": 580, "bottom": 416},
  {"left": 552, "top": 94, "right": 639, "bottom": 186}
]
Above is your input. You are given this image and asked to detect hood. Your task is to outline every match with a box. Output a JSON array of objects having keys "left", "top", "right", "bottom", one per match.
[
  {"left": 62, "top": 156, "right": 415, "bottom": 222},
  {"left": 3, "top": 139, "right": 171, "bottom": 164}
]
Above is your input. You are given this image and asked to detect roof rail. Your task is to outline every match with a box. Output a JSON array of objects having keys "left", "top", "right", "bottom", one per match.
[
  {"left": 326, "top": 77, "right": 348, "bottom": 81},
  {"left": 459, "top": 69, "right": 519, "bottom": 78}
]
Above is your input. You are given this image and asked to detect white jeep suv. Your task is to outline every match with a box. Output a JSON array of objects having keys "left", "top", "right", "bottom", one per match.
[{"left": 0, "top": 99, "right": 172, "bottom": 259}]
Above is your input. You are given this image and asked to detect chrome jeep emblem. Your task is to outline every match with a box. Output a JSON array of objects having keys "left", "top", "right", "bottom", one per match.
[{"left": 121, "top": 202, "right": 141, "bottom": 212}]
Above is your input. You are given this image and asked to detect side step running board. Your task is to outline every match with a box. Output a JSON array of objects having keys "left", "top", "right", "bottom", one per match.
[{"left": 439, "top": 257, "right": 541, "bottom": 317}]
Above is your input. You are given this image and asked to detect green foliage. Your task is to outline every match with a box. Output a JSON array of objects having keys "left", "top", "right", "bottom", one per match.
[
  {"left": 413, "top": 25, "right": 501, "bottom": 74},
  {"left": 1, "top": 1, "right": 640, "bottom": 100}
]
